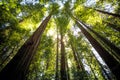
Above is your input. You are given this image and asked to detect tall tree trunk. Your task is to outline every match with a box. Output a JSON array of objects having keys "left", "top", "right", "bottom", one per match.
[
  {"left": 66, "top": 58, "right": 70, "bottom": 80},
  {"left": 60, "top": 34, "right": 67, "bottom": 80},
  {"left": 68, "top": 32, "right": 84, "bottom": 70},
  {"left": 70, "top": 42, "right": 83, "bottom": 70},
  {"left": 84, "top": 24, "right": 120, "bottom": 61},
  {"left": 0, "top": 14, "right": 52, "bottom": 80},
  {"left": 55, "top": 27, "right": 59, "bottom": 80},
  {"left": 85, "top": 7, "right": 120, "bottom": 18},
  {"left": 74, "top": 17, "right": 120, "bottom": 80},
  {"left": 68, "top": 33, "right": 86, "bottom": 79},
  {"left": 74, "top": 49, "right": 85, "bottom": 70},
  {"left": 95, "top": 9, "right": 120, "bottom": 18},
  {"left": 91, "top": 52, "right": 114, "bottom": 80}
]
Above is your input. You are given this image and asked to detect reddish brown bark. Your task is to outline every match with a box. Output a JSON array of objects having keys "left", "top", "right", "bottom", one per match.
[
  {"left": 60, "top": 34, "right": 67, "bottom": 80},
  {"left": 84, "top": 23, "right": 120, "bottom": 60}
]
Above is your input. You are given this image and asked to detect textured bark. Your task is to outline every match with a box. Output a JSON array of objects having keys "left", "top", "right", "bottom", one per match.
[
  {"left": 60, "top": 34, "right": 67, "bottom": 80},
  {"left": 91, "top": 52, "right": 114, "bottom": 80},
  {"left": 84, "top": 24, "right": 120, "bottom": 60},
  {"left": 74, "top": 18, "right": 120, "bottom": 80},
  {"left": 0, "top": 14, "right": 51, "bottom": 80}
]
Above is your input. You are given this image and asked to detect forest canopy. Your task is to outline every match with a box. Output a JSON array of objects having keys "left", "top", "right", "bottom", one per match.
[{"left": 0, "top": 0, "right": 120, "bottom": 80}]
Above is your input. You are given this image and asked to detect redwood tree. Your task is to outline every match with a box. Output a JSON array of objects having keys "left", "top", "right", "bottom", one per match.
[{"left": 0, "top": 14, "right": 52, "bottom": 80}]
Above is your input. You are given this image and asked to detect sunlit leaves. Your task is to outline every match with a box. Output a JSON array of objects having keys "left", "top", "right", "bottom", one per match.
[
  {"left": 74, "top": 5, "right": 84, "bottom": 16},
  {"left": 86, "top": 13, "right": 102, "bottom": 26},
  {"left": 50, "top": 3, "right": 60, "bottom": 15},
  {"left": 55, "top": 14, "right": 70, "bottom": 35},
  {"left": 19, "top": 20, "right": 36, "bottom": 31},
  {"left": 74, "top": 5, "right": 102, "bottom": 26},
  {"left": 27, "top": 35, "right": 55, "bottom": 80},
  {"left": 0, "top": 0, "right": 120, "bottom": 80}
]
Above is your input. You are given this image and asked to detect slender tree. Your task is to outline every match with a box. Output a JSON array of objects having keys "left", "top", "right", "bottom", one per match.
[
  {"left": 0, "top": 14, "right": 52, "bottom": 80},
  {"left": 60, "top": 32, "right": 67, "bottom": 80},
  {"left": 55, "top": 11, "right": 70, "bottom": 80},
  {"left": 55, "top": 26, "right": 59, "bottom": 80},
  {"left": 85, "top": 7, "right": 120, "bottom": 18},
  {"left": 68, "top": 33, "right": 84, "bottom": 70},
  {"left": 95, "top": 9, "right": 120, "bottom": 18},
  {"left": 66, "top": 57, "right": 70, "bottom": 80},
  {"left": 70, "top": 42, "right": 82, "bottom": 69}
]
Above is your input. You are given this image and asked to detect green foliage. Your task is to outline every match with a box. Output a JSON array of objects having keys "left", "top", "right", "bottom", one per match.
[
  {"left": 27, "top": 35, "right": 55, "bottom": 80},
  {"left": 72, "top": 68, "right": 88, "bottom": 80},
  {"left": 0, "top": 0, "right": 119, "bottom": 80}
]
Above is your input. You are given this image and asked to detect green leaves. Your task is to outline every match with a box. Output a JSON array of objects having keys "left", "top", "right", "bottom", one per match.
[{"left": 0, "top": 0, "right": 120, "bottom": 80}]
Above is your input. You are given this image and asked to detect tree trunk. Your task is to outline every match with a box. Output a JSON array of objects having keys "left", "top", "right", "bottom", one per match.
[
  {"left": 70, "top": 42, "right": 82, "bottom": 70},
  {"left": 84, "top": 24, "right": 120, "bottom": 61},
  {"left": 66, "top": 58, "right": 70, "bottom": 80},
  {"left": 0, "top": 14, "right": 52, "bottom": 80},
  {"left": 74, "top": 18, "right": 120, "bottom": 80},
  {"left": 85, "top": 7, "right": 120, "bottom": 18},
  {"left": 95, "top": 9, "right": 120, "bottom": 18},
  {"left": 68, "top": 32, "right": 84, "bottom": 70},
  {"left": 91, "top": 52, "right": 114, "bottom": 80},
  {"left": 55, "top": 28, "right": 59, "bottom": 80},
  {"left": 60, "top": 34, "right": 67, "bottom": 80}
]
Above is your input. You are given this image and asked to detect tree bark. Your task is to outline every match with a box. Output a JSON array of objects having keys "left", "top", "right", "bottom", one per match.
[
  {"left": 84, "top": 24, "right": 120, "bottom": 61},
  {"left": 91, "top": 52, "right": 114, "bottom": 80},
  {"left": 60, "top": 34, "right": 67, "bottom": 80},
  {"left": 74, "top": 17, "right": 120, "bottom": 80},
  {"left": 66, "top": 58, "right": 70, "bottom": 80},
  {"left": 0, "top": 14, "right": 52, "bottom": 80}
]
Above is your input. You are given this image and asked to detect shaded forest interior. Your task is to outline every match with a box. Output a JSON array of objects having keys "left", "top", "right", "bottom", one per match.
[{"left": 0, "top": 0, "right": 120, "bottom": 80}]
